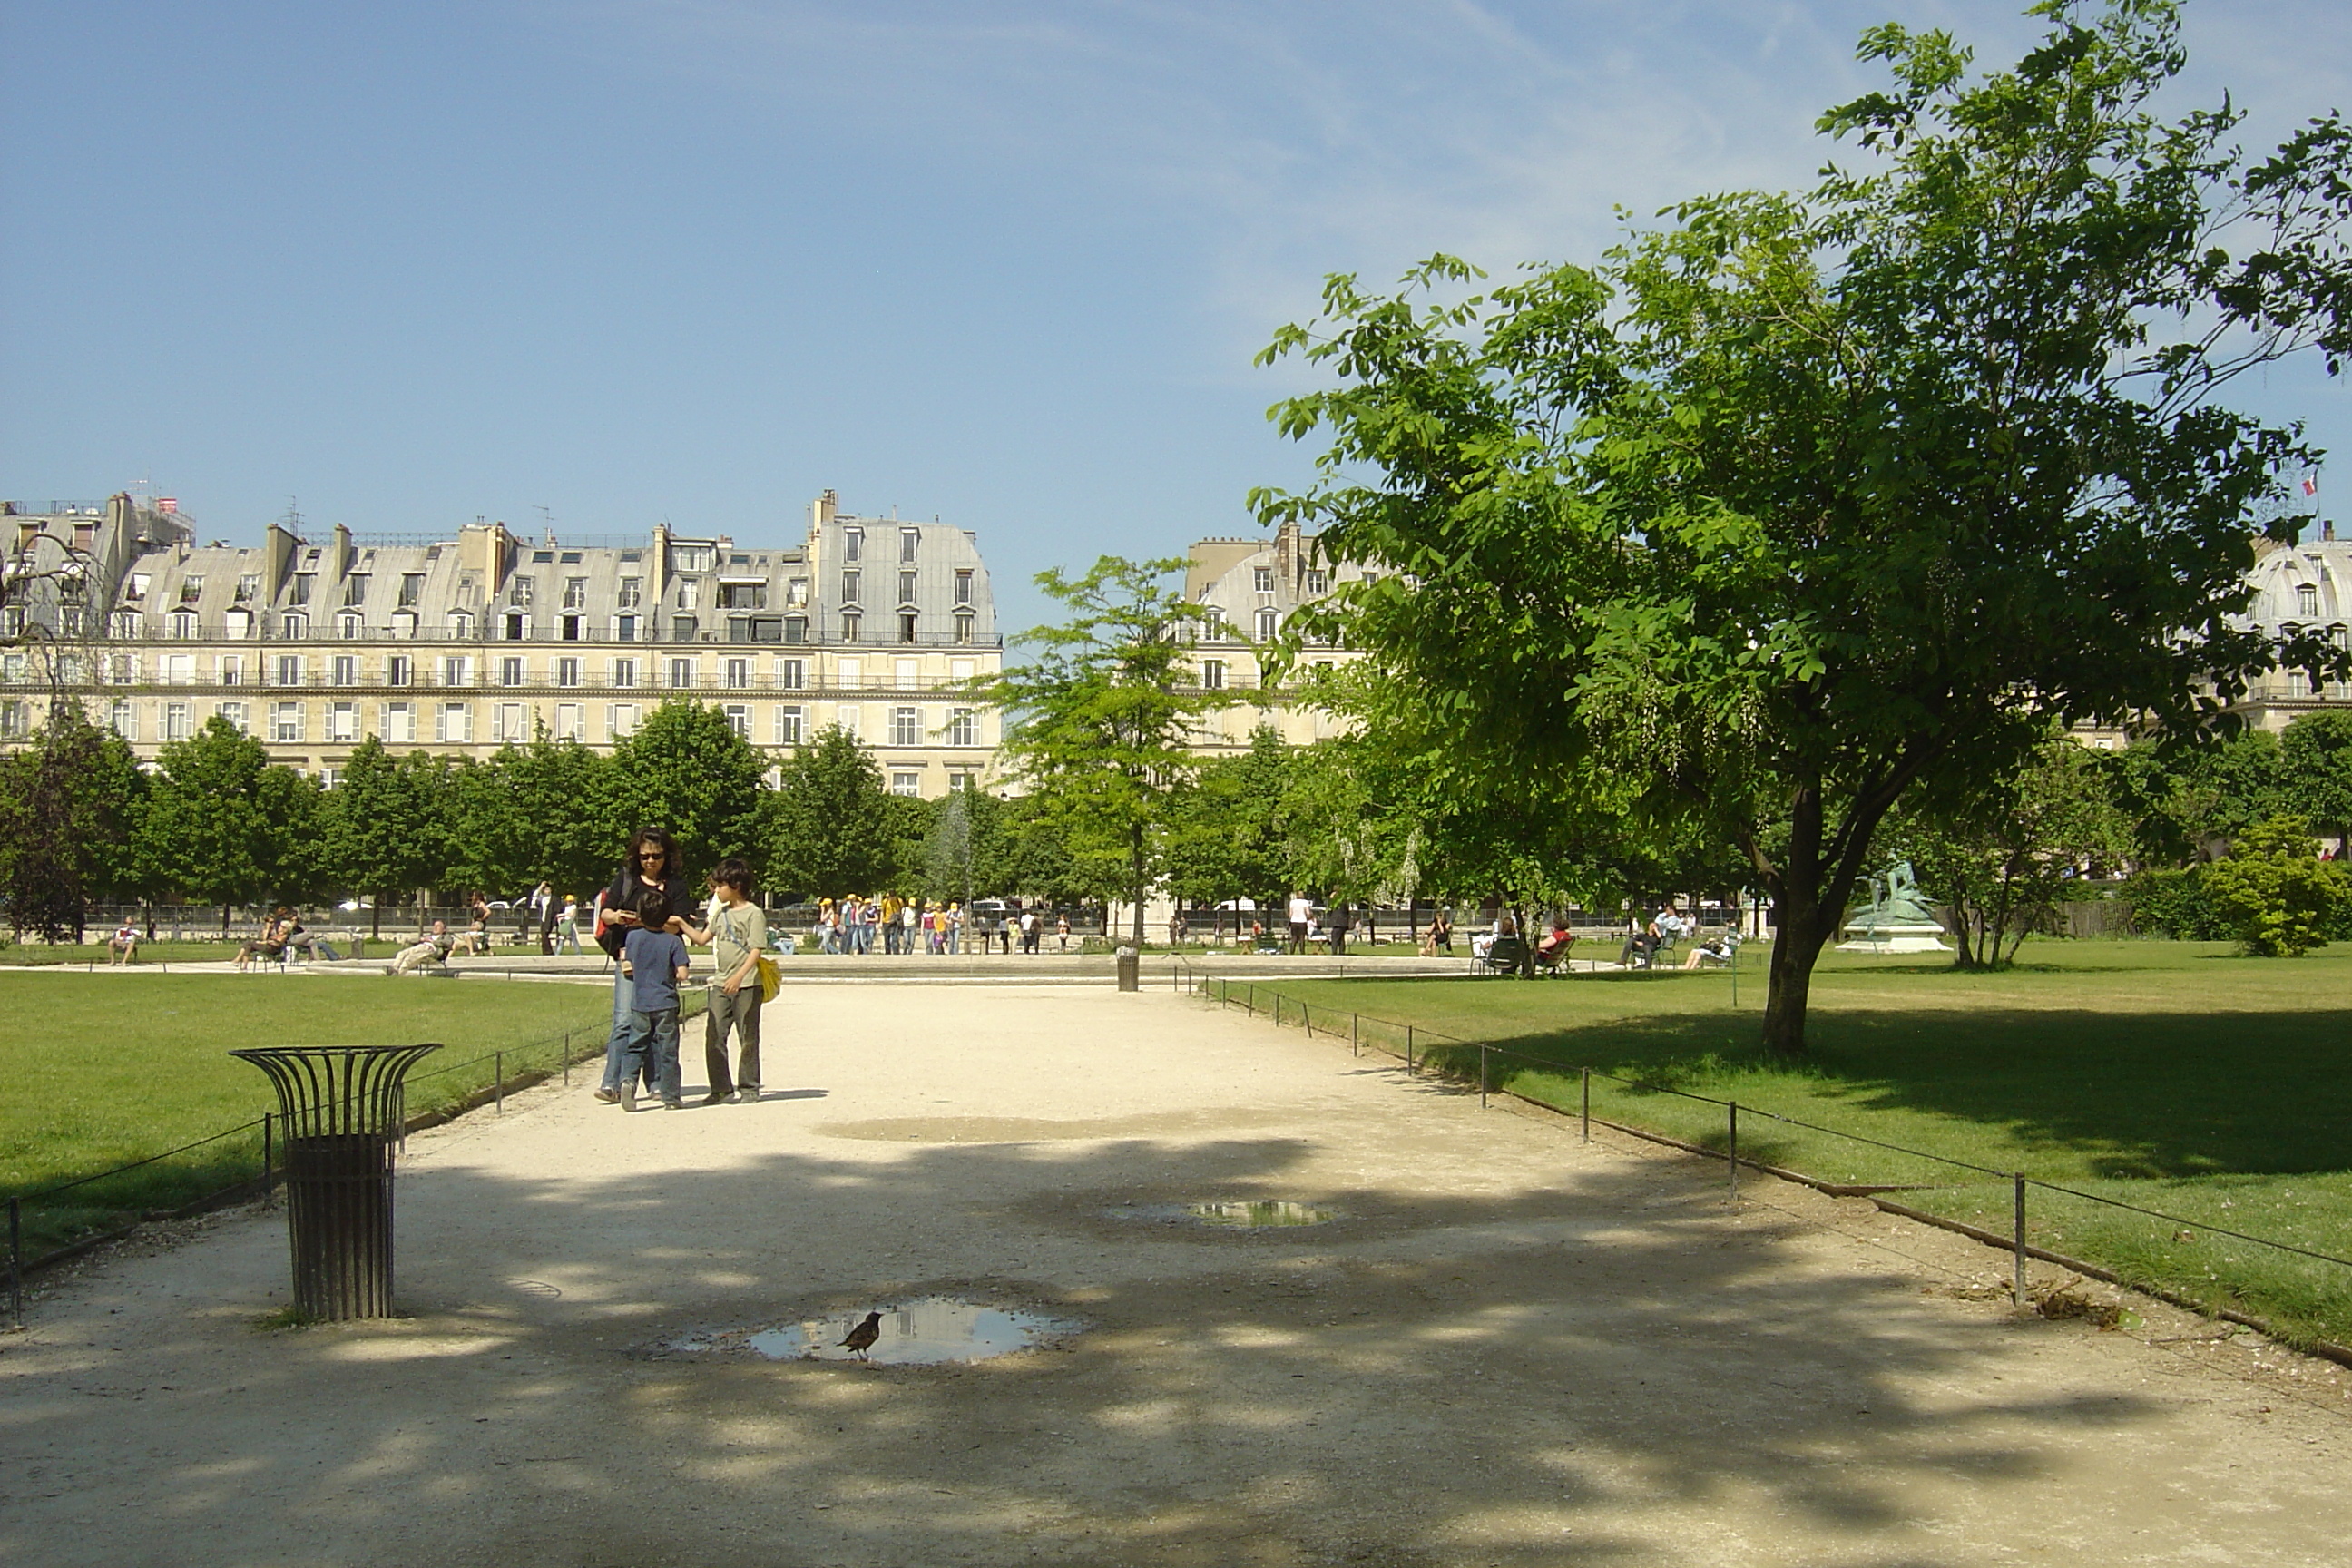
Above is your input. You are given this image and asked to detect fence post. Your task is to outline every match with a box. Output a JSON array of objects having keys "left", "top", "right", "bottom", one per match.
[
  {"left": 1303, "top": 1001, "right": 1311, "bottom": 1037},
  {"left": 262, "top": 1112, "right": 274, "bottom": 1205},
  {"left": 1581, "top": 1067, "right": 1591, "bottom": 1143},
  {"left": 495, "top": 1052, "right": 504, "bottom": 1114},
  {"left": 1479, "top": 1044, "right": 1490, "bottom": 1109},
  {"left": 2014, "top": 1173, "right": 2029, "bottom": 1308},
  {"left": 9, "top": 1196, "right": 21, "bottom": 1329},
  {"left": 1248, "top": 984, "right": 1256, "bottom": 1016},
  {"left": 1351, "top": 1014, "right": 1359, "bottom": 1058},
  {"left": 1406, "top": 1024, "right": 1415, "bottom": 1073},
  {"left": 562, "top": 1031, "right": 571, "bottom": 1085},
  {"left": 1727, "top": 1102, "right": 1739, "bottom": 1200}
]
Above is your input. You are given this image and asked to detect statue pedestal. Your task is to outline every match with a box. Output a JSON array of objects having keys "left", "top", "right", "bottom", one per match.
[{"left": 1835, "top": 921, "right": 1951, "bottom": 955}]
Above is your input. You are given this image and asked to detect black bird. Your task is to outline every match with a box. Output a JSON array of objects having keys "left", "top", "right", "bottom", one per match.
[{"left": 839, "top": 1310, "right": 883, "bottom": 1361}]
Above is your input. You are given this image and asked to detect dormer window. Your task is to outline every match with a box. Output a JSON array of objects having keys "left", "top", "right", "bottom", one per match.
[
  {"left": 289, "top": 573, "right": 313, "bottom": 607},
  {"left": 843, "top": 528, "right": 863, "bottom": 563},
  {"left": 236, "top": 574, "right": 260, "bottom": 604},
  {"left": 508, "top": 576, "right": 534, "bottom": 608},
  {"left": 179, "top": 576, "right": 204, "bottom": 604},
  {"left": 128, "top": 573, "right": 152, "bottom": 600},
  {"left": 2298, "top": 583, "right": 2320, "bottom": 617},
  {"left": 1252, "top": 567, "right": 1274, "bottom": 593}
]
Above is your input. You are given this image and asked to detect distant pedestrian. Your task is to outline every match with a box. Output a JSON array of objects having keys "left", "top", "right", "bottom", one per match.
[
  {"left": 1327, "top": 900, "right": 1352, "bottom": 956},
  {"left": 1020, "top": 906, "right": 1041, "bottom": 955},
  {"left": 617, "top": 891, "right": 690, "bottom": 1111},
  {"left": 1287, "top": 891, "right": 1312, "bottom": 956},
  {"left": 556, "top": 896, "right": 583, "bottom": 954},
  {"left": 1056, "top": 913, "right": 1071, "bottom": 951}
]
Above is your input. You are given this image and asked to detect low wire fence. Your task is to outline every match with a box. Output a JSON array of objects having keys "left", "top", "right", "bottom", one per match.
[
  {"left": 1181, "top": 965, "right": 2352, "bottom": 1361},
  {"left": 5, "top": 993, "right": 705, "bottom": 1327}
]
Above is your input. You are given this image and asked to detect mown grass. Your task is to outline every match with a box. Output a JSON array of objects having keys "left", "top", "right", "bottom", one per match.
[
  {"left": 1, "top": 974, "right": 627, "bottom": 1258},
  {"left": 0, "top": 941, "right": 249, "bottom": 966},
  {"left": 1233, "top": 938, "right": 2352, "bottom": 1349}
]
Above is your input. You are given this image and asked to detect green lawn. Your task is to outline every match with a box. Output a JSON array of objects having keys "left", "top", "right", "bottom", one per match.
[
  {"left": 0, "top": 941, "right": 250, "bottom": 966},
  {"left": 2, "top": 974, "right": 627, "bottom": 1259},
  {"left": 1231, "top": 939, "right": 2352, "bottom": 1349}
]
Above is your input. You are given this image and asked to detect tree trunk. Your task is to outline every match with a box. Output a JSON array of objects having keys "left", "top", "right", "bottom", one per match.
[
  {"left": 1761, "top": 898, "right": 1828, "bottom": 1055},
  {"left": 371, "top": 897, "right": 385, "bottom": 939},
  {"left": 220, "top": 902, "right": 231, "bottom": 936},
  {"left": 1130, "top": 826, "right": 1147, "bottom": 946}
]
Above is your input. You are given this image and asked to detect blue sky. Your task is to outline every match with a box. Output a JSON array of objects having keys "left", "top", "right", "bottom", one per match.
[{"left": 5, "top": 1, "right": 2348, "bottom": 633}]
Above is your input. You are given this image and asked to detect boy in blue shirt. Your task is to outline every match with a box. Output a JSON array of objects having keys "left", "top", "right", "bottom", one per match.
[{"left": 618, "top": 891, "right": 692, "bottom": 1111}]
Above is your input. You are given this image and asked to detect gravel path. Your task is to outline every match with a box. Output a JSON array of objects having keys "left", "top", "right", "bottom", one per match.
[{"left": 4, "top": 982, "right": 2348, "bottom": 1567}]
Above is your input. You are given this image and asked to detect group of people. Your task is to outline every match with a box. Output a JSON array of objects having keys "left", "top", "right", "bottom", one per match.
[
  {"left": 233, "top": 906, "right": 341, "bottom": 970},
  {"left": 591, "top": 828, "right": 769, "bottom": 1112},
  {"left": 1283, "top": 892, "right": 1367, "bottom": 955}
]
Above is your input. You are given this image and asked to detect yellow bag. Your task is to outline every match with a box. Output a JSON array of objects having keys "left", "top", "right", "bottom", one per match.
[{"left": 755, "top": 953, "right": 781, "bottom": 1003}]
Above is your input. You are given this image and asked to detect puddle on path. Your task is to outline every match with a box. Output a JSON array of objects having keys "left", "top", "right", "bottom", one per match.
[
  {"left": 670, "top": 1297, "right": 1079, "bottom": 1365},
  {"left": 1110, "top": 1200, "right": 1342, "bottom": 1229}
]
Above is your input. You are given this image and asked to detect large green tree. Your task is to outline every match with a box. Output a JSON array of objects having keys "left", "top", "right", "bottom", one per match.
[
  {"left": 974, "top": 556, "right": 1225, "bottom": 943},
  {"left": 607, "top": 699, "right": 766, "bottom": 881},
  {"left": 1256, "top": 1, "right": 2352, "bottom": 1050},
  {"left": 2280, "top": 711, "right": 2352, "bottom": 855},
  {"left": 323, "top": 737, "right": 457, "bottom": 935},
  {"left": 447, "top": 734, "right": 618, "bottom": 945},
  {"left": 761, "top": 723, "right": 903, "bottom": 898},
  {"left": 1165, "top": 727, "right": 1298, "bottom": 919},
  {"left": 0, "top": 701, "right": 145, "bottom": 941},
  {"left": 133, "top": 716, "right": 305, "bottom": 931}
]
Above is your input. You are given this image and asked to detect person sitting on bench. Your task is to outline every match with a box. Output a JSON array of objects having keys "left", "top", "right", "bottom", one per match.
[{"left": 1618, "top": 911, "right": 1663, "bottom": 968}]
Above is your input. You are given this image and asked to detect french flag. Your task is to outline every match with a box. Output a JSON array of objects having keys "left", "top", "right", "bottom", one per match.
[{"left": 2304, "top": 475, "right": 2321, "bottom": 497}]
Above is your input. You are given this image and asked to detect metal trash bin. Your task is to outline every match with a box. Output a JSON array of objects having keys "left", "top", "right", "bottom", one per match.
[
  {"left": 230, "top": 1044, "right": 441, "bottom": 1320},
  {"left": 1115, "top": 946, "right": 1140, "bottom": 992}
]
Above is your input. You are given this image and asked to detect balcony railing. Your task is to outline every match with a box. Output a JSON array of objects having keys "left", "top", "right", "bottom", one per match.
[{"left": 109, "top": 620, "right": 1002, "bottom": 650}]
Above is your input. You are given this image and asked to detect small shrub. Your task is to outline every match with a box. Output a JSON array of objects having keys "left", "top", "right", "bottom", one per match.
[
  {"left": 2200, "top": 816, "right": 2352, "bottom": 956},
  {"left": 2118, "top": 867, "right": 2230, "bottom": 940}
]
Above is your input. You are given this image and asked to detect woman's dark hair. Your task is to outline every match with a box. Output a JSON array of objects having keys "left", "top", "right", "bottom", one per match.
[
  {"left": 633, "top": 890, "right": 671, "bottom": 930},
  {"left": 709, "top": 858, "right": 752, "bottom": 896},
  {"left": 627, "top": 827, "right": 679, "bottom": 877}
]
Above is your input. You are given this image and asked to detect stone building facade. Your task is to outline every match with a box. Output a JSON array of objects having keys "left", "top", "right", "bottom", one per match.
[
  {"left": 0, "top": 490, "right": 1002, "bottom": 797},
  {"left": 1181, "top": 518, "right": 1367, "bottom": 752}
]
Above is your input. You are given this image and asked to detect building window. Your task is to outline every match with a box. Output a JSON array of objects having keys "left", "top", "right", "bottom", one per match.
[
  {"left": 561, "top": 614, "right": 583, "bottom": 642},
  {"left": 344, "top": 574, "right": 369, "bottom": 607},
  {"left": 328, "top": 701, "right": 358, "bottom": 742},
  {"left": 676, "top": 580, "right": 701, "bottom": 611},
  {"left": 167, "top": 609, "right": 199, "bottom": 639},
  {"left": 562, "top": 577, "right": 587, "bottom": 610},
  {"left": 778, "top": 658, "right": 806, "bottom": 690},
  {"left": 397, "top": 573, "right": 424, "bottom": 607},
  {"left": 441, "top": 656, "right": 473, "bottom": 687},
  {"left": 954, "top": 570, "right": 973, "bottom": 606},
  {"left": 841, "top": 613, "right": 860, "bottom": 643},
  {"left": 554, "top": 702, "right": 583, "bottom": 741},
  {"left": 275, "top": 655, "right": 303, "bottom": 687},
  {"left": 671, "top": 614, "right": 697, "bottom": 642},
  {"left": 837, "top": 704, "right": 860, "bottom": 740},
  {"left": 724, "top": 657, "right": 750, "bottom": 689},
  {"left": 1201, "top": 659, "right": 1226, "bottom": 690},
  {"left": 618, "top": 577, "right": 642, "bottom": 608},
  {"left": 289, "top": 573, "right": 314, "bottom": 607},
  {"left": 495, "top": 702, "right": 527, "bottom": 741},
  {"left": 838, "top": 658, "right": 861, "bottom": 689},
  {"left": 178, "top": 575, "right": 205, "bottom": 604},
  {"left": 612, "top": 658, "right": 638, "bottom": 688},
  {"left": 898, "top": 571, "right": 917, "bottom": 604},
  {"left": 237, "top": 573, "right": 261, "bottom": 605},
  {"left": 163, "top": 701, "right": 191, "bottom": 742},
  {"left": 1304, "top": 568, "right": 1328, "bottom": 595},
  {"left": 947, "top": 708, "right": 977, "bottom": 746},
  {"left": 162, "top": 653, "right": 194, "bottom": 684},
  {"left": 502, "top": 612, "right": 528, "bottom": 641},
  {"left": 610, "top": 703, "right": 640, "bottom": 739},
  {"left": 384, "top": 701, "right": 414, "bottom": 742},
  {"left": 2298, "top": 583, "right": 2321, "bottom": 617},
  {"left": 841, "top": 571, "right": 860, "bottom": 603},
  {"left": 107, "top": 611, "right": 143, "bottom": 639},
  {"left": 668, "top": 658, "right": 695, "bottom": 690},
  {"left": 0, "top": 700, "right": 24, "bottom": 739},
  {"left": 900, "top": 529, "right": 919, "bottom": 564},
  {"left": 955, "top": 612, "right": 973, "bottom": 644},
  {"left": 784, "top": 616, "right": 807, "bottom": 644},
  {"left": 497, "top": 656, "right": 524, "bottom": 687},
  {"left": 777, "top": 705, "right": 805, "bottom": 745},
  {"left": 1253, "top": 566, "right": 1274, "bottom": 593},
  {"left": 894, "top": 657, "right": 918, "bottom": 688},
  {"left": 947, "top": 769, "right": 977, "bottom": 792},
  {"left": 844, "top": 527, "right": 862, "bottom": 563},
  {"left": 890, "top": 770, "right": 922, "bottom": 797},
  {"left": 332, "top": 655, "right": 358, "bottom": 686},
  {"left": 271, "top": 701, "right": 303, "bottom": 742},
  {"left": 319, "top": 768, "right": 344, "bottom": 789},
  {"left": 723, "top": 703, "right": 751, "bottom": 739},
  {"left": 556, "top": 657, "right": 581, "bottom": 688},
  {"left": 787, "top": 577, "right": 808, "bottom": 608},
  {"left": 1255, "top": 608, "right": 1279, "bottom": 641},
  {"left": 508, "top": 576, "right": 534, "bottom": 608},
  {"left": 220, "top": 655, "right": 245, "bottom": 687},
  {"left": 890, "top": 706, "right": 920, "bottom": 745},
  {"left": 614, "top": 612, "right": 639, "bottom": 642},
  {"left": 719, "top": 582, "right": 767, "bottom": 610},
  {"left": 386, "top": 654, "right": 410, "bottom": 687},
  {"left": 336, "top": 611, "right": 363, "bottom": 639},
  {"left": 219, "top": 701, "right": 248, "bottom": 734},
  {"left": 437, "top": 702, "right": 472, "bottom": 743},
  {"left": 1201, "top": 608, "right": 1226, "bottom": 642},
  {"left": 448, "top": 611, "right": 472, "bottom": 639}
]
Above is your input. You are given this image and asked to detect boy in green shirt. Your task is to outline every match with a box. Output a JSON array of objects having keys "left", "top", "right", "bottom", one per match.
[{"left": 691, "top": 858, "right": 768, "bottom": 1104}]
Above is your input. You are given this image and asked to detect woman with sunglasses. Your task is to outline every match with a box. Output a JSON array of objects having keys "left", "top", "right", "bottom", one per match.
[{"left": 593, "top": 826, "right": 691, "bottom": 1103}]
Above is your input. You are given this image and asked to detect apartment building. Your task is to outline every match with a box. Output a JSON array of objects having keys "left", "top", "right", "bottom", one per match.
[
  {"left": 0, "top": 490, "right": 1002, "bottom": 797},
  {"left": 1181, "top": 516, "right": 1369, "bottom": 752}
]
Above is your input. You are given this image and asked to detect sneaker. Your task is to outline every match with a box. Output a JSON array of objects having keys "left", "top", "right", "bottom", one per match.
[
  {"left": 662, "top": 1096, "right": 685, "bottom": 1111},
  {"left": 736, "top": 1086, "right": 760, "bottom": 1103},
  {"left": 593, "top": 1088, "right": 621, "bottom": 1105},
  {"left": 620, "top": 1081, "right": 637, "bottom": 1112}
]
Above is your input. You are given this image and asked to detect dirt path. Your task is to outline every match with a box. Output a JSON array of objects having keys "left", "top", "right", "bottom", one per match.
[{"left": 5, "top": 983, "right": 2348, "bottom": 1567}]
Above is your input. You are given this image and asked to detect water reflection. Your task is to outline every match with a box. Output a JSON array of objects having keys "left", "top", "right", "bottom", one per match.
[
  {"left": 670, "top": 1297, "right": 1078, "bottom": 1365},
  {"left": 1106, "top": 1200, "right": 1341, "bottom": 1229}
]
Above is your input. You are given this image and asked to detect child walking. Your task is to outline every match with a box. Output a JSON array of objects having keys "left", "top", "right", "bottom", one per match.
[{"left": 618, "top": 891, "right": 691, "bottom": 1111}]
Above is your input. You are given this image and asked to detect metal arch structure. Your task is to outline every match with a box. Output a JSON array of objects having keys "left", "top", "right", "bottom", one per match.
[{"left": 230, "top": 1044, "right": 442, "bottom": 1320}]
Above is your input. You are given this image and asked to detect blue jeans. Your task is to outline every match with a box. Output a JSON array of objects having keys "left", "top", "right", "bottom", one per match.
[
  {"left": 619, "top": 1007, "right": 682, "bottom": 1102},
  {"left": 601, "top": 966, "right": 644, "bottom": 1092}
]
